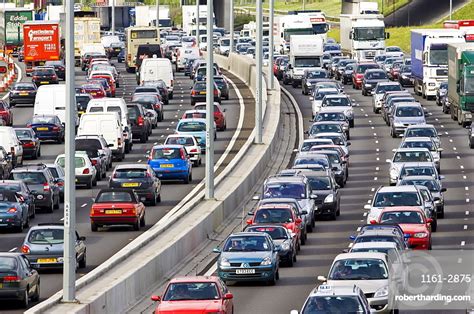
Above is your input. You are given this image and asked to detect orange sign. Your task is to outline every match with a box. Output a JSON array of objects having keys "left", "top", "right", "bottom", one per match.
[{"left": 23, "top": 22, "right": 61, "bottom": 62}]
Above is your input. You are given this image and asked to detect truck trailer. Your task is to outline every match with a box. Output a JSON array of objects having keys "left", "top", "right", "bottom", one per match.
[
  {"left": 74, "top": 17, "right": 101, "bottom": 66},
  {"left": 23, "top": 21, "right": 61, "bottom": 75},
  {"left": 447, "top": 42, "right": 474, "bottom": 126},
  {"left": 0, "top": 8, "right": 34, "bottom": 54}
]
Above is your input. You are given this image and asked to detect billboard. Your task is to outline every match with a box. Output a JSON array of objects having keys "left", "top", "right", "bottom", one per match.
[
  {"left": 5, "top": 11, "right": 33, "bottom": 46},
  {"left": 23, "top": 22, "right": 60, "bottom": 61}
]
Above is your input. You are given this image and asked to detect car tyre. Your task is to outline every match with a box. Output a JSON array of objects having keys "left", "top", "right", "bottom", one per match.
[
  {"left": 91, "top": 222, "right": 98, "bottom": 232},
  {"left": 149, "top": 193, "right": 157, "bottom": 206},
  {"left": 133, "top": 218, "right": 140, "bottom": 231},
  {"left": 86, "top": 178, "right": 93, "bottom": 189},
  {"left": 47, "top": 201, "right": 54, "bottom": 213},
  {"left": 79, "top": 251, "right": 86, "bottom": 268},
  {"left": 53, "top": 196, "right": 60, "bottom": 210},
  {"left": 287, "top": 256, "right": 294, "bottom": 267},
  {"left": 92, "top": 176, "right": 97, "bottom": 187},
  {"left": 140, "top": 213, "right": 146, "bottom": 227},
  {"left": 140, "top": 133, "right": 147, "bottom": 143},
  {"left": 349, "top": 120, "right": 354, "bottom": 128},
  {"left": 31, "top": 282, "right": 40, "bottom": 302},
  {"left": 22, "top": 288, "right": 29, "bottom": 308}
]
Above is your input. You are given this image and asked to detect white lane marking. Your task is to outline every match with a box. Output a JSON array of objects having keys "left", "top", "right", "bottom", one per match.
[
  {"left": 373, "top": 133, "right": 377, "bottom": 136},
  {"left": 368, "top": 120, "right": 372, "bottom": 123},
  {"left": 445, "top": 131, "right": 449, "bottom": 135},
  {"left": 371, "top": 188, "right": 375, "bottom": 192},
  {"left": 363, "top": 212, "right": 368, "bottom": 217},
  {"left": 461, "top": 241, "right": 465, "bottom": 246},
  {"left": 364, "top": 114, "right": 368, "bottom": 117},
  {"left": 161, "top": 135, "right": 164, "bottom": 137},
  {"left": 435, "top": 118, "right": 438, "bottom": 121},
  {"left": 457, "top": 156, "right": 461, "bottom": 159},
  {"left": 463, "top": 176, "right": 467, "bottom": 179},
  {"left": 60, "top": 217, "right": 64, "bottom": 221},
  {"left": 467, "top": 199, "right": 470, "bottom": 203},
  {"left": 204, "top": 263, "right": 218, "bottom": 276},
  {"left": 166, "top": 128, "right": 169, "bottom": 130},
  {"left": 375, "top": 140, "right": 379, "bottom": 144},
  {"left": 367, "top": 200, "right": 371, "bottom": 203},
  {"left": 376, "top": 148, "right": 379, "bottom": 152},
  {"left": 465, "top": 187, "right": 469, "bottom": 191},
  {"left": 81, "top": 203, "right": 87, "bottom": 208},
  {"left": 449, "top": 139, "right": 453, "bottom": 143},
  {"left": 375, "top": 167, "right": 379, "bottom": 171},
  {"left": 357, "top": 227, "right": 361, "bottom": 232},
  {"left": 9, "top": 247, "right": 17, "bottom": 252},
  {"left": 374, "top": 177, "right": 378, "bottom": 181},
  {"left": 441, "top": 125, "right": 444, "bottom": 128},
  {"left": 453, "top": 147, "right": 457, "bottom": 151},
  {"left": 138, "top": 159, "right": 142, "bottom": 163},
  {"left": 464, "top": 225, "right": 468, "bottom": 230},
  {"left": 460, "top": 165, "right": 464, "bottom": 169},
  {"left": 371, "top": 126, "right": 375, "bottom": 130},
  {"left": 376, "top": 157, "right": 380, "bottom": 161},
  {"left": 360, "top": 108, "right": 364, "bottom": 112},
  {"left": 154, "top": 142, "right": 158, "bottom": 145}
]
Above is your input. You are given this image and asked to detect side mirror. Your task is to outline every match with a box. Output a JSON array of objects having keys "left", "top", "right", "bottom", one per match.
[
  {"left": 295, "top": 218, "right": 302, "bottom": 224},
  {"left": 440, "top": 187, "right": 447, "bottom": 192},
  {"left": 386, "top": 159, "right": 392, "bottom": 163},
  {"left": 437, "top": 148, "right": 443, "bottom": 152},
  {"left": 252, "top": 195, "right": 260, "bottom": 201},
  {"left": 223, "top": 292, "right": 233, "bottom": 300},
  {"left": 346, "top": 142, "right": 351, "bottom": 146},
  {"left": 370, "top": 219, "right": 377, "bottom": 224},
  {"left": 331, "top": 167, "right": 338, "bottom": 171},
  {"left": 317, "top": 275, "right": 327, "bottom": 282},
  {"left": 310, "top": 194, "right": 318, "bottom": 199},
  {"left": 363, "top": 204, "right": 371, "bottom": 210},
  {"left": 79, "top": 236, "right": 86, "bottom": 241},
  {"left": 300, "top": 210, "right": 308, "bottom": 215},
  {"left": 246, "top": 219, "right": 253, "bottom": 225},
  {"left": 274, "top": 246, "right": 281, "bottom": 252},
  {"left": 247, "top": 211, "right": 254, "bottom": 216},
  {"left": 212, "top": 247, "right": 221, "bottom": 253},
  {"left": 426, "top": 218, "right": 433, "bottom": 224},
  {"left": 433, "top": 196, "right": 441, "bottom": 201},
  {"left": 309, "top": 96, "right": 314, "bottom": 101},
  {"left": 342, "top": 248, "right": 349, "bottom": 253},
  {"left": 349, "top": 235, "right": 356, "bottom": 240},
  {"left": 151, "top": 295, "right": 161, "bottom": 302}
]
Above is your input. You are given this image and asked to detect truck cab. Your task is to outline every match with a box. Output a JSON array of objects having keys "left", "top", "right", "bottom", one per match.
[{"left": 288, "top": 35, "right": 324, "bottom": 88}]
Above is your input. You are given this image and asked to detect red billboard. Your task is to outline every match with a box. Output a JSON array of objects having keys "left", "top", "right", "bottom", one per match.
[{"left": 23, "top": 22, "right": 61, "bottom": 62}]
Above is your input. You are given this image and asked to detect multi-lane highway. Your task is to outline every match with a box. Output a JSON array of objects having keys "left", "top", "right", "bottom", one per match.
[
  {"left": 223, "top": 79, "right": 474, "bottom": 313},
  {"left": 0, "top": 59, "right": 251, "bottom": 312}
]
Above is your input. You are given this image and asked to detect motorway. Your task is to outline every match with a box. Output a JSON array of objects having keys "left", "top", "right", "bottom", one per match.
[
  {"left": 0, "top": 59, "right": 251, "bottom": 312},
  {"left": 221, "top": 78, "right": 474, "bottom": 313}
]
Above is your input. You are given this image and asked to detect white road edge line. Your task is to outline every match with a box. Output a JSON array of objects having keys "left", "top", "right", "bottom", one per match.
[
  {"left": 8, "top": 247, "right": 17, "bottom": 252},
  {"left": 204, "top": 262, "right": 218, "bottom": 276}
]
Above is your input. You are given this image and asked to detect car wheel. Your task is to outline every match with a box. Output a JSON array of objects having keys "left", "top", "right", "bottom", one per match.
[
  {"left": 92, "top": 176, "right": 97, "bottom": 187},
  {"left": 16, "top": 219, "right": 24, "bottom": 233},
  {"left": 79, "top": 251, "right": 86, "bottom": 268},
  {"left": 125, "top": 142, "right": 130, "bottom": 154},
  {"left": 91, "top": 222, "right": 98, "bottom": 232},
  {"left": 22, "top": 288, "right": 29, "bottom": 308},
  {"left": 337, "top": 206, "right": 341, "bottom": 217},
  {"left": 149, "top": 193, "right": 157, "bottom": 206},
  {"left": 133, "top": 218, "right": 140, "bottom": 231},
  {"left": 102, "top": 169, "right": 106, "bottom": 179},
  {"left": 300, "top": 233, "right": 306, "bottom": 245},
  {"left": 432, "top": 220, "right": 437, "bottom": 232},
  {"left": 193, "top": 160, "right": 199, "bottom": 167},
  {"left": 140, "top": 213, "right": 146, "bottom": 227},
  {"left": 287, "top": 255, "right": 294, "bottom": 267},
  {"left": 331, "top": 210, "right": 337, "bottom": 221},
  {"left": 349, "top": 120, "right": 354, "bottom": 128},
  {"left": 86, "top": 178, "right": 92, "bottom": 189},
  {"left": 306, "top": 223, "right": 313, "bottom": 233},
  {"left": 53, "top": 196, "right": 60, "bottom": 209},
  {"left": 47, "top": 200, "right": 54, "bottom": 213},
  {"left": 268, "top": 272, "right": 277, "bottom": 286},
  {"left": 31, "top": 282, "right": 40, "bottom": 302}
]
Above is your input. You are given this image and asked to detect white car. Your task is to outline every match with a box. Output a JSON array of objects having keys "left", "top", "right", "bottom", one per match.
[
  {"left": 372, "top": 82, "right": 403, "bottom": 113},
  {"left": 311, "top": 88, "right": 339, "bottom": 118},
  {"left": 55, "top": 152, "right": 98, "bottom": 189},
  {"left": 164, "top": 134, "right": 202, "bottom": 167},
  {"left": 403, "top": 124, "right": 441, "bottom": 148},
  {"left": 320, "top": 94, "right": 355, "bottom": 128},
  {"left": 399, "top": 137, "right": 442, "bottom": 164},
  {"left": 386, "top": 148, "right": 436, "bottom": 185}
]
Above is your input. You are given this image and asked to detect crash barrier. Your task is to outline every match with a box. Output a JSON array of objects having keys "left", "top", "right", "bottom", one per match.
[{"left": 0, "top": 51, "right": 17, "bottom": 92}]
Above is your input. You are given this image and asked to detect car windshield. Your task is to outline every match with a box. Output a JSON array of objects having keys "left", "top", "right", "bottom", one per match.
[
  {"left": 329, "top": 258, "right": 388, "bottom": 280},
  {"left": 28, "top": 229, "right": 64, "bottom": 245},
  {"left": 323, "top": 97, "right": 350, "bottom": 107},
  {"left": 76, "top": 96, "right": 90, "bottom": 106},
  {"left": 307, "top": 71, "right": 327, "bottom": 78},
  {"left": 152, "top": 148, "right": 181, "bottom": 160},
  {"left": 56, "top": 156, "right": 86, "bottom": 168},
  {"left": 33, "top": 69, "right": 55, "bottom": 75},
  {"left": 374, "top": 192, "right": 421, "bottom": 206},
  {"left": 317, "top": 135, "right": 344, "bottom": 145},
  {"left": 223, "top": 236, "right": 271, "bottom": 252},
  {"left": 400, "top": 179, "right": 439, "bottom": 191},
  {"left": 247, "top": 226, "right": 288, "bottom": 240},
  {"left": 47, "top": 167, "right": 60, "bottom": 178},
  {"left": 307, "top": 177, "right": 332, "bottom": 190},
  {"left": 380, "top": 211, "right": 424, "bottom": 224},
  {"left": 301, "top": 140, "right": 333, "bottom": 151},
  {"left": 401, "top": 141, "right": 434, "bottom": 151},
  {"left": 178, "top": 121, "right": 206, "bottom": 132},
  {"left": 302, "top": 296, "right": 365, "bottom": 314},
  {"left": 132, "top": 95, "right": 158, "bottom": 103},
  {"left": 263, "top": 183, "right": 306, "bottom": 199},
  {"left": 12, "top": 172, "right": 46, "bottom": 184},
  {"left": 396, "top": 106, "right": 423, "bottom": 117},
  {"left": 324, "top": 153, "right": 342, "bottom": 165},
  {"left": 15, "top": 129, "right": 33, "bottom": 139},
  {"left": 357, "top": 64, "right": 378, "bottom": 73},
  {"left": 166, "top": 137, "right": 195, "bottom": 146},
  {"left": 163, "top": 282, "right": 219, "bottom": 301},
  {"left": 316, "top": 91, "right": 338, "bottom": 100},
  {"left": 294, "top": 157, "right": 329, "bottom": 168},
  {"left": 366, "top": 71, "right": 387, "bottom": 80},
  {"left": 96, "top": 191, "right": 133, "bottom": 203},
  {"left": 393, "top": 151, "right": 431, "bottom": 162},
  {"left": 294, "top": 57, "right": 321, "bottom": 68},
  {"left": 400, "top": 166, "right": 436, "bottom": 178},
  {"left": 405, "top": 128, "right": 436, "bottom": 138},
  {"left": 316, "top": 112, "right": 346, "bottom": 122},
  {"left": 311, "top": 124, "right": 342, "bottom": 134},
  {"left": 376, "top": 84, "right": 402, "bottom": 94},
  {"left": 254, "top": 208, "right": 294, "bottom": 224},
  {"left": 31, "top": 116, "right": 56, "bottom": 124},
  {"left": 0, "top": 257, "right": 17, "bottom": 271}
]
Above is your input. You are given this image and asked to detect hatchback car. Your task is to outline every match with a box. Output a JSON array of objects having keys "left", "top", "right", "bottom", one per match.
[
  {"left": 15, "top": 128, "right": 41, "bottom": 159},
  {"left": 26, "top": 115, "right": 65, "bottom": 143},
  {"left": 352, "top": 63, "right": 379, "bottom": 89},
  {"left": 190, "top": 81, "right": 221, "bottom": 106},
  {"left": 403, "top": 124, "right": 441, "bottom": 147},
  {"left": 164, "top": 134, "right": 202, "bottom": 167},
  {"left": 81, "top": 83, "right": 106, "bottom": 99},
  {"left": 0, "top": 180, "right": 35, "bottom": 219},
  {"left": 21, "top": 224, "right": 86, "bottom": 269},
  {"left": 127, "top": 103, "right": 152, "bottom": 143},
  {"left": 76, "top": 93, "right": 93, "bottom": 116},
  {"left": 109, "top": 164, "right": 162, "bottom": 206},
  {"left": 0, "top": 100, "right": 13, "bottom": 126},
  {"left": 361, "top": 69, "right": 389, "bottom": 96},
  {"left": 214, "top": 232, "right": 280, "bottom": 285},
  {"left": 44, "top": 60, "right": 65, "bottom": 80},
  {"left": 372, "top": 82, "right": 403, "bottom": 113},
  {"left": 390, "top": 103, "right": 426, "bottom": 138},
  {"left": 0, "top": 190, "right": 30, "bottom": 232},
  {"left": 302, "top": 69, "right": 329, "bottom": 95},
  {"left": 9, "top": 82, "right": 37, "bottom": 106},
  {"left": 148, "top": 145, "right": 193, "bottom": 184},
  {"left": 320, "top": 95, "right": 354, "bottom": 127},
  {"left": 386, "top": 148, "right": 436, "bottom": 184},
  {"left": 194, "top": 102, "right": 227, "bottom": 131},
  {"left": 176, "top": 118, "right": 214, "bottom": 149},
  {"left": 31, "top": 67, "right": 58, "bottom": 86},
  {"left": 214, "top": 76, "right": 230, "bottom": 100},
  {"left": 55, "top": 153, "right": 98, "bottom": 189},
  {"left": 398, "top": 65, "right": 413, "bottom": 87}
]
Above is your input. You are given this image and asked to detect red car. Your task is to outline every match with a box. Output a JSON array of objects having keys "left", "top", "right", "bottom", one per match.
[
  {"left": 372, "top": 206, "right": 432, "bottom": 250},
  {"left": 151, "top": 276, "right": 234, "bottom": 314},
  {"left": 352, "top": 63, "right": 379, "bottom": 89},
  {"left": 82, "top": 83, "right": 106, "bottom": 99},
  {"left": 0, "top": 100, "right": 13, "bottom": 126},
  {"left": 193, "top": 102, "right": 227, "bottom": 131},
  {"left": 247, "top": 204, "right": 302, "bottom": 247},
  {"left": 389, "top": 62, "right": 402, "bottom": 81},
  {"left": 90, "top": 74, "right": 116, "bottom": 97},
  {"left": 90, "top": 188, "right": 146, "bottom": 231}
]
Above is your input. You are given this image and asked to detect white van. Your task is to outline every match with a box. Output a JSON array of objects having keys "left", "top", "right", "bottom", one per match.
[
  {"left": 81, "top": 43, "right": 106, "bottom": 57},
  {"left": 0, "top": 126, "right": 23, "bottom": 166},
  {"left": 34, "top": 85, "right": 79, "bottom": 126},
  {"left": 139, "top": 58, "right": 174, "bottom": 99},
  {"left": 86, "top": 98, "right": 133, "bottom": 153},
  {"left": 77, "top": 112, "right": 125, "bottom": 161},
  {"left": 176, "top": 47, "right": 200, "bottom": 72}
]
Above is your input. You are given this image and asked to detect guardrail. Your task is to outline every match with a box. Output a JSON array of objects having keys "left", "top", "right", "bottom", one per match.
[
  {"left": 0, "top": 51, "right": 17, "bottom": 92},
  {"left": 27, "top": 53, "right": 282, "bottom": 314}
]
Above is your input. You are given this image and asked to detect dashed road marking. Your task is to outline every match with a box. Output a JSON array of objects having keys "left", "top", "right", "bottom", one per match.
[
  {"left": 461, "top": 241, "right": 465, "bottom": 246},
  {"left": 81, "top": 203, "right": 87, "bottom": 208},
  {"left": 9, "top": 247, "right": 17, "bottom": 252}
]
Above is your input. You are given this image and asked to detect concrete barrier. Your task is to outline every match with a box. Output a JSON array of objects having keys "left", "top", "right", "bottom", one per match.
[{"left": 27, "top": 54, "right": 281, "bottom": 314}]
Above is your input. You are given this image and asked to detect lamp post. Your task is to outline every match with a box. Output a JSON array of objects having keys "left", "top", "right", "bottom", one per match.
[
  {"left": 205, "top": 0, "right": 215, "bottom": 199},
  {"left": 255, "top": 0, "right": 263, "bottom": 144}
]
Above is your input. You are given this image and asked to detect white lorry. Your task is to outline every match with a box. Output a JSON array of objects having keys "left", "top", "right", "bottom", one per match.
[
  {"left": 182, "top": 5, "right": 215, "bottom": 36},
  {"left": 287, "top": 35, "right": 324, "bottom": 88},
  {"left": 135, "top": 5, "right": 172, "bottom": 30},
  {"left": 340, "top": 13, "right": 387, "bottom": 61},
  {"left": 274, "top": 15, "right": 314, "bottom": 54}
]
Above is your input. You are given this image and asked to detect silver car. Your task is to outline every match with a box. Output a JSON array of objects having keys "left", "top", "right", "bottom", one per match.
[
  {"left": 386, "top": 148, "right": 436, "bottom": 185},
  {"left": 390, "top": 103, "right": 426, "bottom": 138}
]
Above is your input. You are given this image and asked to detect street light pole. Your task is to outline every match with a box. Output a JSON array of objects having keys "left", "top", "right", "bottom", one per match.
[
  {"left": 63, "top": 0, "right": 76, "bottom": 302},
  {"left": 268, "top": 0, "right": 274, "bottom": 89},
  {"left": 196, "top": 0, "right": 200, "bottom": 47},
  {"left": 255, "top": 0, "right": 263, "bottom": 144},
  {"left": 449, "top": 0, "right": 452, "bottom": 20},
  {"left": 111, "top": 0, "right": 115, "bottom": 35},
  {"left": 156, "top": 0, "right": 160, "bottom": 43},
  {"left": 205, "top": 0, "right": 215, "bottom": 199},
  {"left": 229, "top": 0, "right": 234, "bottom": 55}
]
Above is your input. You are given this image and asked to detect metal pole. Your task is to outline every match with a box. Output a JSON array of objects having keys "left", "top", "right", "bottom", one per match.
[
  {"left": 196, "top": 0, "right": 200, "bottom": 47},
  {"left": 255, "top": 0, "right": 263, "bottom": 144},
  {"left": 449, "top": 0, "right": 452, "bottom": 20},
  {"left": 268, "top": 0, "right": 274, "bottom": 89},
  {"left": 156, "top": 0, "right": 160, "bottom": 43},
  {"left": 229, "top": 0, "right": 234, "bottom": 55},
  {"left": 63, "top": 0, "right": 76, "bottom": 302},
  {"left": 111, "top": 0, "right": 115, "bottom": 35},
  {"left": 205, "top": 0, "right": 214, "bottom": 199}
]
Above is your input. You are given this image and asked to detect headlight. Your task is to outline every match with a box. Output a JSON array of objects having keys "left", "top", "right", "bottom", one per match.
[
  {"left": 414, "top": 232, "right": 428, "bottom": 238},
  {"left": 393, "top": 122, "right": 404, "bottom": 127},
  {"left": 261, "top": 257, "right": 272, "bottom": 266},
  {"left": 466, "top": 113, "right": 472, "bottom": 119},
  {"left": 390, "top": 168, "right": 399, "bottom": 179},
  {"left": 402, "top": 75, "right": 408, "bottom": 79},
  {"left": 344, "top": 110, "right": 354, "bottom": 118},
  {"left": 219, "top": 258, "right": 230, "bottom": 267},
  {"left": 57, "top": 257, "right": 64, "bottom": 263},
  {"left": 374, "top": 285, "right": 389, "bottom": 298},
  {"left": 280, "top": 242, "right": 291, "bottom": 251},
  {"left": 365, "top": 83, "right": 372, "bottom": 87},
  {"left": 324, "top": 194, "right": 334, "bottom": 203},
  {"left": 306, "top": 82, "right": 312, "bottom": 86}
]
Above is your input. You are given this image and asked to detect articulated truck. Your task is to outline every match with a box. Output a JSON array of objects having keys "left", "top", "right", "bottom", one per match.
[
  {"left": 447, "top": 43, "right": 474, "bottom": 126},
  {"left": 0, "top": 8, "right": 34, "bottom": 54}
]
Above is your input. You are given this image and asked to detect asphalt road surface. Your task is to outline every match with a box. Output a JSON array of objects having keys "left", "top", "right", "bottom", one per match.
[{"left": 0, "top": 59, "right": 247, "bottom": 312}]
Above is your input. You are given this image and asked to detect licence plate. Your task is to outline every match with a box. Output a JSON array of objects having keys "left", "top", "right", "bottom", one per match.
[
  {"left": 0, "top": 283, "right": 3, "bottom": 289},
  {"left": 199, "top": 91, "right": 206, "bottom": 95},
  {"left": 160, "top": 164, "right": 174, "bottom": 168},
  {"left": 105, "top": 209, "right": 122, "bottom": 214},
  {"left": 37, "top": 258, "right": 57, "bottom": 263},
  {"left": 37, "top": 127, "right": 48, "bottom": 131},
  {"left": 122, "top": 182, "right": 139, "bottom": 187},
  {"left": 41, "top": 81, "right": 49, "bottom": 84},
  {"left": 236, "top": 269, "right": 255, "bottom": 274},
  {"left": 19, "top": 92, "right": 28, "bottom": 96},
  {"left": 91, "top": 92, "right": 96, "bottom": 95}
]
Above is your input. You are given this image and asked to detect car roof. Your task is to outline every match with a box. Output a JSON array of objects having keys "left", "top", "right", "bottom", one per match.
[
  {"left": 313, "top": 132, "right": 344, "bottom": 137},
  {"left": 0, "top": 180, "right": 24, "bottom": 185},
  {"left": 402, "top": 137, "right": 433, "bottom": 142},
  {"left": 380, "top": 206, "right": 425, "bottom": 213},
  {"left": 265, "top": 176, "right": 305, "bottom": 184},
  {"left": 399, "top": 162, "right": 436, "bottom": 167},
  {"left": 178, "top": 118, "right": 207, "bottom": 124},
  {"left": 351, "top": 242, "right": 398, "bottom": 249},
  {"left": 394, "top": 147, "right": 430, "bottom": 152},
  {"left": 377, "top": 81, "right": 401, "bottom": 86},
  {"left": 29, "top": 224, "right": 64, "bottom": 231},
  {"left": 400, "top": 175, "right": 438, "bottom": 181},
  {"left": 406, "top": 124, "right": 436, "bottom": 129},
  {"left": 312, "top": 121, "right": 344, "bottom": 125},
  {"left": 169, "top": 276, "right": 219, "bottom": 284},
  {"left": 114, "top": 164, "right": 148, "bottom": 170},
  {"left": 334, "top": 252, "right": 387, "bottom": 261},
  {"left": 378, "top": 185, "right": 418, "bottom": 192}
]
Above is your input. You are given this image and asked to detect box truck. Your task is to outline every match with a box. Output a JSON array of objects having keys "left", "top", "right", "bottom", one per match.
[
  {"left": 0, "top": 8, "right": 34, "bottom": 54},
  {"left": 74, "top": 17, "right": 101, "bottom": 66},
  {"left": 288, "top": 35, "right": 324, "bottom": 87},
  {"left": 23, "top": 21, "right": 61, "bottom": 75}
]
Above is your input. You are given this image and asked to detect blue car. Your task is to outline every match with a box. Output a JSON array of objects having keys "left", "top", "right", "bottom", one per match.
[
  {"left": 213, "top": 232, "right": 280, "bottom": 285},
  {"left": 0, "top": 190, "right": 30, "bottom": 232},
  {"left": 176, "top": 118, "right": 215, "bottom": 150},
  {"left": 27, "top": 115, "right": 64, "bottom": 143},
  {"left": 147, "top": 145, "right": 192, "bottom": 184}
]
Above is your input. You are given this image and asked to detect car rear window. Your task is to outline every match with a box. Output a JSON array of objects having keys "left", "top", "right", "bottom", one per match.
[
  {"left": 15, "top": 129, "right": 33, "bottom": 139},
  {"left": 28, "top": 229, "right": 64, "bottom": 244},
  {"left": 165, "top": 137, "right": 195, "bottom": 146},
  {"left": 114, "top": 168, "right": 147, "bottom": 179},
  {"left": 12, "top": 172, "right": 47, "bottom": 184},
  {"left": 33, "top": 68, "right": 55, "bottom": 75},
  {"left": 152, "top": 148, "right": 181, "bottom": 160},
  {"left": 56, "top": 156, "right": 86, "bottom": 168},
  {"left": 127, "top": 106, "right": 140, "bottom": 120},
  {"left": 178, "top": 121, "right": 206, "bottom": 132},
  {"left": 0, "top": 257, "right": 17, "bottom": 271},
  {"left": 96, "top": 191, "right": 133, "bottom": 203},
  {"left": 31, "top": 116, "right": 56, "bottom": 124},
  {"left": 0, "top": 184, "right": 21, "bottom": 192}
]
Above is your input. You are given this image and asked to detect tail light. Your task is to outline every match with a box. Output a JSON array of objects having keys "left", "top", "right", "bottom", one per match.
[
  {"left": 57, "top": 181, "right": 64, "bottom": 186},
  {"left": 23, "top": 141, "right": 35, "bottom": 148},
  {"left": 118, "top": 138, "right": 122, "bottom": 147},
  {"left": 83, "top": 168, "right": 90, "bottom": 174},
  {"left": 3, "top": 276, "right": 21, "bottom": 282},
  {"left": 191, "top": 90, "right": 197, "bottom": 96},
  {"left": 154, "top": 104, "right": 161, "bottom": 110},
  {"left": 213, "top": 89, "right": 218, "bottom": 96},
  {"left": 190, "top": 148, "right": 198, "bottom": 153},
  {"left": 32, "top": 76, "right": 39, "bottom": 80},
  {"left": 52, "top": 126, "right": 60, "bottom": 131},
  {"left": 43, "top": 183, "right": 50, "bottom": 192},
  {"left": 52, "top": 75, "right": 57, "bottom": 79},
  {"left": 91, "top": 159, "right": 98, "bottom": 166},
  {"left": 180, "top": 149, "right": 186, "bottom": 160},
  {"left": 137, "top": 116, "right": 144, "bottom": 126},
  {"left": 7, "top": 207, "right": 17, "bottom": 213},
  {"left": 21, "top": 245, "right": 30, "bottom": 254}
]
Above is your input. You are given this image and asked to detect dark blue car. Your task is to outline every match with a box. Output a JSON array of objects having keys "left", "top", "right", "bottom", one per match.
[
  {"left": 147, "top": 145, "right": 192, "bottom": 184},
  {"left": 27, "top": 115, "right": 64, "bottom": 143},
  {"left": 0, "top": 190, "right": 30, "bottom": 232}
]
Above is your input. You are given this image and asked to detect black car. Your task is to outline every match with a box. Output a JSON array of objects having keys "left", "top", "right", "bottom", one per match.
[
  {"left": 398, "top": 65, "right": 413, "bottom": 87},
  {"left": 132, "top": 94, "right": 164, "bottom": 121},
  {"left": 127, "top": 103, "right": 152, "bottom": 143},
  {"left": 142, "top": 80, "right": 169, "bottom": 105},
  {"left": 0, "top": 253, "right": 40, "bottom": 308},
  {"left": 117, "top": 49, "right": 125, "bottom": 63},
  {"left": 436, "top": 82, "right": 448, "bottom": 106},
  {"left": 76, "top": 93, "right": 93, "bottom": 116},
  {"left": 26, "top": 115, "right": 65, "bottom": 143},
  {"left": 31, "top": 67, "right": 59, "bottom": 86},
  {"left": 109, "top": 164, "right": 162, "bottom": 205},
  {"left": 361, "top": 69, "right": 389, "bottom": 96},
  {"left": 14, "top": 128, "right": 41, "bottom": 160},
  {"left": 190, "top": 81, "right": 221, "bottom": 106},
  {"left": 9, "top": 82, "right": 37, "bottom": 106},
  {"left": 184, "top": 58, "right": 197, "bottom": 76},
  {"left": 9, "top": 164, "right": 61, "bottom": 213},
  {"left": 341, "top": 63, "right": 356, "bottom": 84},
  {"left": 334, "top": 59, "right": 356, "bottom": 81},
  {"left": 302, "top": 69, "right": 329, "bottom": 95},
  {"left": 0, "top": 180, "right": 36, "bottom": 219},
  {"left": 214, "top": 76, "right": 230, "bottom": 100},
  {"left": 44, "top": 60, "right": 65, "bottom": 80}
]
